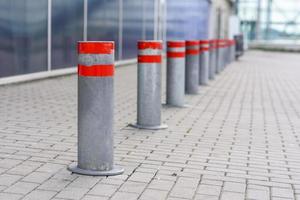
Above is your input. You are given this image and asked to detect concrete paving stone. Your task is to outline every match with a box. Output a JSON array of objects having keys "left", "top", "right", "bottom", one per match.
[
  {"left": 169, "top": 187, "right": 196, "bottom": 199},
  {"left": 194, "top": 194, "right": 219, "bottom": 200},
  {"left": 272, "top": 187, "right": 294, "bottom": 199},
  {"left": 36, "top": 163, "right": 65, "bottom": 174},
  {"left": 23, "top": 189, "right": 57, "bottom": 200},
  {"left": 4, "top": 181, "right": 39, "bottom": 195},
  {"left": 0, "top": 192, "right": 22, "bottom": 200},
  {"left": 0, "top": 159, "right": 23, "bottom": 169},
  {"left": 221, "top": 191, "right": 245, "bottom": 200},
  {"left": 68, "top": 176, "right": 101, "bottom": 189},
  {"left": 81, "top": 195, "right": 109, "bottom": 200},
  {"left": 247, "top": 189, "right": 270, "bottom": 200},
  {"left": 88, "top": 183, "right": 119, "bottom": 197},
  {"left": 21, "top": 172, "right": 53, "bottom": 184},
  {"left": 119, "top": 181, "right": 147, "bottom": 193},
  {"left": 140, "top": 189, "right": 168, "bottom": 200},
  {"left": 197, "top": 184, "right": 222, "bottom": 196},
  {"left": 0, "top": 174, "right": 22, "bottom": 186},
  {"left": 128, "top": 172, "right": 154, "bottom": 183},
  {"left": 99, "top": 177, "right": 126, "bottom": 186},
  {"left": 38, "top": 178, "right": 71, "bottom": 192},
  {"left": 201, "top": 179, "right": 223, "bottom": 186},
  {"left": 110, "top": 191, "right": 140, "bottom": 200},
  {"left": 223, "top": 182, "right": 246, "bottom": 193},
  {"left": 148, "top": 179, "right": 175, "bottom": 191},
  {"left": 55, "top": 186, "right": 89, "bottom": 200}
]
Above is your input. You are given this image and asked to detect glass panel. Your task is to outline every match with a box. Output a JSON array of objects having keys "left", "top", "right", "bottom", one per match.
[
  {"left": 87, "top": 0, "right": 119, "bottom": 59},
  {"left": 166, "top": 0, "right": 210, "bottom": 40},
  {"left": 122, "top": 0, "right": 143, "bottom": 59},
  {"left": 143, "top": 0, "right": 155, "bottom": 40},
  {"left": 52, "top": 0, "right": 84, "bottom": 69},
  {"left": 0, "top": 0, "right": 48, "bottom": 77}
]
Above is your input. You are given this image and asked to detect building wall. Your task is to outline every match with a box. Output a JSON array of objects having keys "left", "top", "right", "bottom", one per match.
[
  {"left": 210, "top": 0, "right": 233, "bottom": 39},
  {"left": 0, "top": 0, "right": 232, "bottom": 78}
]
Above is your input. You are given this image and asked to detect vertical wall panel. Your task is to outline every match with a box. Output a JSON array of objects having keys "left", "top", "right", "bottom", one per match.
[
  {"left": 87, "top": 0, "right": 119, "bottom": 59},
  {"left": 52, "top": 0, "right": 84, "bottom": 69},
  {"left": 0, "top": 0, "right": 48, "bottom": 77},
  {"left": 122, "top": 0, "right": 143, "bottom": 59},
  {"left": 166, "top": 0, "right": 210, "bottom": 40}
]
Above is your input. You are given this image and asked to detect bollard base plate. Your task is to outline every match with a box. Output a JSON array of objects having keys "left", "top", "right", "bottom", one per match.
[
  {"left": 162, "top": 103, "right": 189, "bottom": 108},
  {"left": 129, "top": 123, "right": 168, "bottom": 130},
  {"left": 68, "top": 163, "right": 124, "bottom": 176}
]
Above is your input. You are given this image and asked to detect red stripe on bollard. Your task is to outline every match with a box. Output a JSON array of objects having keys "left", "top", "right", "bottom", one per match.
[
  {"left": 138, "top": 55, "right": 162, "bottom": 63},
  {"left": 199, "top": 40, "right": 210, "bottom": 44},
  {"left": 186, "top": 41, "right": 200, "bottom": 46},
  {"left": 138, "top": 42, "right": 162, "bottom": 50},
  {"left": 78, "top": 65, "right": 115, "bottom": 77},
  {"left": 167, "top": 52, "right": 185, "bottom": 58},
  {"left": 186, "top": 49, "right": 200, "bottom": 55},
  {"left": 201, "top": 47, "right": 210, "bottom": 51},
  {"left": 78, "top": 42, "right": 114, "bottom": 54},
  {"left": 167, "top": 41, "right": 185, "bottom": 48}
]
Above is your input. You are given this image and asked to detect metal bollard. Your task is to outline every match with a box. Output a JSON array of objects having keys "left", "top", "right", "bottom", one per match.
[
  {"left": 185, "top": 40, "right": 200, "bottom": 94},
  {"left": 130, "top": 40, "right": 167, "bottom": 130},
  {"left": 225, "top": 40, "right": 230, "bottom": 66},
  {"left": 220, "top": 40, "right": 226, "bottom": 71},
  {"left": 199, "top": 40, "right": 210, "bottom": 85},
  {"left": 209, "top": 40, "right": 216, "bottom": 80},
  {"left": 216, "top": 39, "right": 223, "bottom": 74},
  {"left": 166, "top": 41, "right": 186, "bottom": 107},
  {"left": 230, "top": 40, "right": 236, "bottom": 63},
  {"left": 68, "top": 41, "right": 124, "bottom": 176}
]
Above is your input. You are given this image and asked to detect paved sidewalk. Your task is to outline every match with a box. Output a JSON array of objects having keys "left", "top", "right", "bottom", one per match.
[{"left": 0, "top": 51, "right": 300, "bottom": 200}]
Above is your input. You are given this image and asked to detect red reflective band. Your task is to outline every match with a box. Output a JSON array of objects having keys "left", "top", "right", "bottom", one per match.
[
  {"left": 78, "top": 42, "right": 114, "bottom": 54},
  {"left": 167, "top": 52, "right": 185, "bottom": 58},
  {"left": 186, "top": 49, "right": 200, "bottom": 55},
  {"left": 167, "top": 41, "right": 185, "bottom": 48},
  {"left": 138, "top": 55, "right": 162, "bottom": 63},
  {"left": 78, "top": 65, "right": 114, "bottom": 77},
  {"left": 138, "top": 42, "right": 162, "bottom": 50},
  {"left": 186, "top": 41, "right": 199, "bottom": 46},
  {"left": 201, "top": 47, "right": 210, "bottom": 51},
  {"left": 200, "top": 40, "right": 210, "bottom": 44}
]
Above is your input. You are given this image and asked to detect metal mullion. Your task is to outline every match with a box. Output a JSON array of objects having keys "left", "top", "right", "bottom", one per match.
[
  {"left": 47, "top": 0, "right": 52, "bottom": 71},
  {"left": 118, "top": 0, "right": 123, "bottom": 60},
  {"left": 83, "top": 0, "right": 88, "bottom": 41}
]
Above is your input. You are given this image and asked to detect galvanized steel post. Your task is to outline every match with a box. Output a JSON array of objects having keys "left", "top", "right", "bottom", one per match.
[
  {"left": 185, "top": 40, "right": 200, "bottom": 94},
  {"left": 209, "top": 40, "right": 216, "bottom": 80},
  {"left": 230, "top": 40, "right": 236, "bottom": 63},
  {"left": 225, "top": 40, "right": 230, "bottom": 66},
  {"left": 199, "top": 40, "right": 210, "bottom": 85},
  {"left": 68, "top": 41, "right": 124, "bottom": 176},
  {"left": 216, "top": 39, "right": 223, "bottom": 74},
  {"left": 130, "top": 40, "right": 167, "bottom": 130},
  {"left": 166, "top": 41, "right": 186, "bottom": 107}
]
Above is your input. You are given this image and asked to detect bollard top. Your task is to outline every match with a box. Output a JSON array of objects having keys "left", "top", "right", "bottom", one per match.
[
  {"left": 167, "top": 41, "right": 185, "bottom": 48},
  {"left": 138, "top": 40, "right": 163, "bottom": 50},
  {"left": 78, "top": 41, "right": 114, "bottom": 54}
]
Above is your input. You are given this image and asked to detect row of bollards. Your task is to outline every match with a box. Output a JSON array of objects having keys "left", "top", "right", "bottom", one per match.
[{"left": 68, "top": 38, "right": 237, "bottom": 176}]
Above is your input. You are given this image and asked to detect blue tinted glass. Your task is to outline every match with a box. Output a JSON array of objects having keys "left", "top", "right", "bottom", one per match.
[
  {"left": 52, "top": 0, "right": 84, "bottom": 69},
  {"left": 122, "top": 0, "right": 143, "bottom": 59},
  {"left": 144, "top": 0, "right": 155, "bottom": 40},
  {"left": 87, "top": 0, "right": 119, "bottom": 59},
  {"left": 0, "top": 0, "right": 48, "bottom": 77},
  {"left": 167, "top": 0, "right": 210, "bottom": 40}
]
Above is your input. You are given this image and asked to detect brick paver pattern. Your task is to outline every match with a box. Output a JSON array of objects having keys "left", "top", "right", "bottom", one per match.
[{"left": 0, "top": 51, "right": 300, "bottom": 200}]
